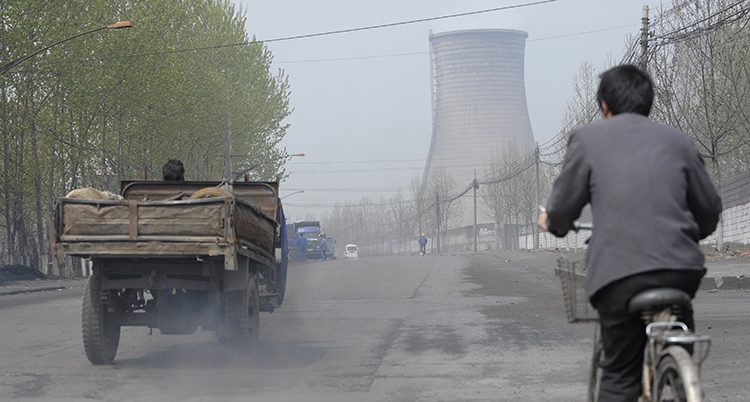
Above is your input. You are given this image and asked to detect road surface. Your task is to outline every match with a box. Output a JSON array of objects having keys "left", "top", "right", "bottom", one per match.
[{"left": 0, "top": 252, "right": 747, "bottom": 401}]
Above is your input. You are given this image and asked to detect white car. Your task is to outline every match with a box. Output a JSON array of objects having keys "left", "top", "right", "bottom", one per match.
[{"left": 344, "top": 244, "right": 358, "bottom": 259}]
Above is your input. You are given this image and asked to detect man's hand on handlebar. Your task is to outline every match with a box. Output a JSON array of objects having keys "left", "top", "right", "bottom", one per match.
[
  {"left": 537, "top": 206, "right": 549, "bottom": 232},
  {"left": 537, "top": 206, "right": 592, "bottom": 234}
]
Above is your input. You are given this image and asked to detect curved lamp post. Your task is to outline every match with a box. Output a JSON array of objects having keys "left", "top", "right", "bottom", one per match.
[
  {"left": 233, "top": 152, "right": 305, "bottom": 181},
  {"left": 281, "top": 190, "right": 304, "bottom": 200},
  {"left": 0, "top": 20, "right": 133, "bottom": 75}
]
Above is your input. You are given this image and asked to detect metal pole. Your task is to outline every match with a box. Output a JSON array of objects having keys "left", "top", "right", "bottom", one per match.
[
  {"left": 1, "top": 21, "right": 131, "bottom": 75},
  {"left": 418, "top": 199, "right": 422, "bottom": 237},
  {"left": 435, "top": 188, "right": 441, "bottom": 253},
  {"left": 224, "top": 111, "right": 232, "bottom": 183},
  {"left": 473, "top": 169, "right": 478, "bottom": 253},
  {"left": 534, "top": 143, "right": 540, "bottom": 249},
  {"left": 640, "top": 5, "right": 650, "bottom": 70}
]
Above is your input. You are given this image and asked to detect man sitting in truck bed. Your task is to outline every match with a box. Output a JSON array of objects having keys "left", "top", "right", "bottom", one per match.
[{"left": 163, "top": 159, "right": 185, "bottom": 181}]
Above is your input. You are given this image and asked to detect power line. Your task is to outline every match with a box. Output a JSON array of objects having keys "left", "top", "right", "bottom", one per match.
[
  {"left": 287, "top": 158, "right": 427, "bottom": 165},
  {"left": 287, "top": 167, "right": 424, "bottom": 174},
  {"left": 651, "top": 0, "right": 749, "bottom": 42},
  {"left": 285, "top": 200, "right": 418, "bottom": 208},
  {"left": 276, "top": 51, "right": 427, "bottom": 65},
  {"left": 656, "top": 6, "right": 750, "bottom": 46},
  {"left": 527, "top": 23, "right": 639, "bottom": 42},
  {"left": 286, "top": 155, "right": 539, "bottom": 165},
  {"left": 94, "top": 0, "right": 558, "bottom": 62},
  {"left": 283, "top": 187, "right": 408, "bottom": 193},
  {"left": 275, "top": 22, "right": 640, "bottom": 65}
]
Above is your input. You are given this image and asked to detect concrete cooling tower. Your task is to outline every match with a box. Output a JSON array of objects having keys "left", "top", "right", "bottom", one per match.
[{"left": 422, "top": 29, "right": 535, "bottom": 228}]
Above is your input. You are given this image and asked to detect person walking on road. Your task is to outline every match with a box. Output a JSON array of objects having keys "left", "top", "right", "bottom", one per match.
[
  {"left": 320, "top": 235, "right": 328, "bottom": 261},
  {"left": 296, "top": 233, "right": 307, "bottom": 262},
  {"left": 418, "top": 234, "right": 428, "bottom": 255},
  {"left": 538, "top": 64, "right": 722, "bottom": 402}
]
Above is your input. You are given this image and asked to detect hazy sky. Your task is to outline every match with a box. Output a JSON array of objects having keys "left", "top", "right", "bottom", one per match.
[{"left": 236, "top": 0, "right": 664, "bottom": 222}]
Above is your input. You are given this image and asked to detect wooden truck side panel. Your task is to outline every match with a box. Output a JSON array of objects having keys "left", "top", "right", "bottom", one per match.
[{"left": 53, "top": 181, "right": 280, "bottom": 269}]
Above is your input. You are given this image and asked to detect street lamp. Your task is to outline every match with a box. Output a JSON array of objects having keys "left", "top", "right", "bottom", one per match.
[
  {"left": 0, "top": 20, "right": 133, "bottom": 75},
  {"left": 233, "top": 152, "right": 305, "bottom": 181},
  {"left": 281, "top": 190, "right": 304, "bottom": 200}
]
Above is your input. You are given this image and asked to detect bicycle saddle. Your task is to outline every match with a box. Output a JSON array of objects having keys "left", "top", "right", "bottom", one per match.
[{"left": 627, "top": 288, "right": 691, "bottom": 314}]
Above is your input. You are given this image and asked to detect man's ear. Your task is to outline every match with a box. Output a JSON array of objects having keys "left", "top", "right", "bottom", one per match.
[{"left": 600, "top": 101, "right": 613, "bottom": 118}]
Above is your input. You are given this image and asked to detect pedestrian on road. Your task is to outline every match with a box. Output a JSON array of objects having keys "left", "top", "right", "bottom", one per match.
[
  {"left": 320, "top": 235, "right": 328, "bottom": 261},
  {"left": 538, "top": 64, "right": 722, "bottom": 402},
  {"left": 296, "top": 233, "right": 307, "bottom": 262},
  {"left": 418, "top": 234, "right": 428, "bottom": 255}
]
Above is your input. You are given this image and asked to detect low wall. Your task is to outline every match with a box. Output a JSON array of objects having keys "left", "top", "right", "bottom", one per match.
[
  {"left": 703, "top": 202, "right": 750, "bottom": 245},
  {"left": 518, "top": 171, "right": 750, "bottom": 249}
]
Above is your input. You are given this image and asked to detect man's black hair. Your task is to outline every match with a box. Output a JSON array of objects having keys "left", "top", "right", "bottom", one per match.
[
  {"left": 162, "top": 159, "right": 185, "bottom": 181},
  {"left": 596, "top": 64, "right": 654, "bottom": 116}
]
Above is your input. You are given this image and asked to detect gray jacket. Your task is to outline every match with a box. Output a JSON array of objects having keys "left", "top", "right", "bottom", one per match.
[{"left": 546, "top": 113, "right": 722, "bottom": 298}]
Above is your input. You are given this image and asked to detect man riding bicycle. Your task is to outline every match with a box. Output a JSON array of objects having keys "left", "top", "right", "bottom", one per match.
[{"left": 538, "top": 64, "right": 722, "bottom": 402}]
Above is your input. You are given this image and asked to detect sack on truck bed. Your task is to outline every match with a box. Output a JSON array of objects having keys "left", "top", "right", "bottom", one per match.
[
  {"left": 65, "top": 188, "right": 123, "bottom": 201},
  {"left": 190, "top": 187, "right": 232, "bottom": 199}
]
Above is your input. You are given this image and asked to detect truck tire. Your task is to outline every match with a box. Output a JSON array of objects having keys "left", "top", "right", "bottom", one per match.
[
  {"left": 220, "top": 275, "right": 260, "bottom": 349},
  {"left": 82, "top": 274, "right": 121, "bottom": 365}
]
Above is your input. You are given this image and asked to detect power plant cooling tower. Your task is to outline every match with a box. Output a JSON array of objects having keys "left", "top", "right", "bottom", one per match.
[{"left": 422, "top": 29, "right": 535, "bottom": 228}]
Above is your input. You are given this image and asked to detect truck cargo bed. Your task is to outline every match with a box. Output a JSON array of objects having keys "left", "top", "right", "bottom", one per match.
[{"left": 53, "top": 182, "right": 281, "bottom": 268}]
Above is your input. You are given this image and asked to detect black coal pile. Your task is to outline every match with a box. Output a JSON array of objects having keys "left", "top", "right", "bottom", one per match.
[{"left": 0, "top": 265, "right": 46, "bottom": 282}]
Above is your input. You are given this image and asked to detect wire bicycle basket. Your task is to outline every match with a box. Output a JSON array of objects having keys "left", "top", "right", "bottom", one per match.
[{"left": 556, "top": 256, "right": 598, "bottom": 323}]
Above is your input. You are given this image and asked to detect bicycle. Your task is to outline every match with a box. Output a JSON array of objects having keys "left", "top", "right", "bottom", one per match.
[{"left": 555, "top": 224, "right": 711, "bottom": 402}]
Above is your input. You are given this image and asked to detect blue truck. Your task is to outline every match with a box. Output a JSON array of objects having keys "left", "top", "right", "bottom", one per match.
[{"left": 294, "top": 221, "right": 323, "bottom": 260}]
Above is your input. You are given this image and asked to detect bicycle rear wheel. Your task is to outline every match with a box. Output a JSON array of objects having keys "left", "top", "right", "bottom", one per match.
[{"left": 655, "top": 346, "right": 702, "bottom": 402}]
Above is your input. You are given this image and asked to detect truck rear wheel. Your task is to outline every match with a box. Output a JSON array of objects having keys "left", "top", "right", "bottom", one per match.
[
  {"left": 82, "top": 274, "right": 121, "bottom": 365},
  {"left": 220, "top": 275, "right": 260, "bottom": 349}
]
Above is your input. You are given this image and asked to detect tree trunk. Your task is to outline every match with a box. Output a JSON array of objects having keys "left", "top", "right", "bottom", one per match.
[
  {"left": 712, "top": 155, "right": 724, "bottom": 250},
  {"left": 1, "top": 84, "right": 13, "bottom": 265},
  {"left": 31, "top": 111, "right": 45, "bottom": 272}
]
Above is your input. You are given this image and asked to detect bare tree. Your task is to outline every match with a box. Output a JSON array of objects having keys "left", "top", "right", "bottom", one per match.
[
  {"left": 480, "top": 145, "right": 537, "bottom": 249},
  {"left": 650, "top": 0, "right": 750, "bottom": 249},
  {"left": 427, "top": 167, "right": 464, "bottom": 250}
]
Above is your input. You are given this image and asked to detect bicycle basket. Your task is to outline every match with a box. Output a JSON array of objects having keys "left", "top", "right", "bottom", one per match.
[{"left": 555, "top": 256, "right": 598, "bottom": 323}]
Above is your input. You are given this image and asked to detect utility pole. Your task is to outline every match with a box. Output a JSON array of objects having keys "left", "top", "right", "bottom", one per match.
[
  {"left": 435, "top": 189, "right": 441, "bottom": 254},
  {"left": 640, "top": 5, "right": 650, "bottom": 70},
  {"left": 418, "top": 194, "right": 423, "bottom": 239},
  {"left": 534, "top": 143, "right": 540, "bottom": 250},
  {"left": 473, "top": 169, "right": 478, "bottom": 253},
  {"left": 224, "top": 111, "right": 233, "bottom": 184}
]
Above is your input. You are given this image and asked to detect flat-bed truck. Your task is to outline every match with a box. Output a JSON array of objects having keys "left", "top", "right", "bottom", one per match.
[{"left": 52, "top": 181, "right": 288, "bottom": 364}]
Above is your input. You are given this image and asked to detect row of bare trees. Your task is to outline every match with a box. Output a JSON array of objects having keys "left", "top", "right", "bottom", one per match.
[{"left": 323, "top": 169, "right": 467, "bottom": 256}]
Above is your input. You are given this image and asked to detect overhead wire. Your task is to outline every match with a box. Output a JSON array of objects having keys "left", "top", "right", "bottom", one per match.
[
  {"left": 650, "top": 0, "right": 749, "bottom": 42},
  {"left": 438, "top": 1, "right": 734, "bottom": 211},
  {"left": 275, "top": 22, "right": 640, "bottom": 65},
  {"left": 77, "top": 0, "right": 559, "bottom": 64}
]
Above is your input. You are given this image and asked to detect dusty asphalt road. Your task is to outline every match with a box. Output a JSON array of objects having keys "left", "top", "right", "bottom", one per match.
[{"left": 0, "top": 252, "right": 748, "bottom": 401}]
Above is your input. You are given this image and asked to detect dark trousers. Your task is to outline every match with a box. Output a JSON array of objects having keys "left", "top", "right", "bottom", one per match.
[{"left": 590, "top": 269, "right": 704, "bottom": 402}]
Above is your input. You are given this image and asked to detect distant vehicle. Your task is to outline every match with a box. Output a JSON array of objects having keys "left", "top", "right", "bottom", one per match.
[
  {"left": 345, "top": 244, "right": 358, "bottom": 259},
  {"left": 294, "top": 221, "right": 322, "bottom": 260}
]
